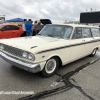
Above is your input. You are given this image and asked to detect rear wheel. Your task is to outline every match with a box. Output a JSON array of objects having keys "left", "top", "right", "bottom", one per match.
[
  {"left": 41, "top": 57, "right": 59, "bottom": 78},
  {"left": 20, "top": 34, "right": 24, "bottom": 37},
  {"left": 90, "top": 48, "right": 97, "bottom": 57}
]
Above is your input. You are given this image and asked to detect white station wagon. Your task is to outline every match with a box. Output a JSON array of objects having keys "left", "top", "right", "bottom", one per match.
[{"left": 0, "top": 24, "right": 100, "bottom": 77}]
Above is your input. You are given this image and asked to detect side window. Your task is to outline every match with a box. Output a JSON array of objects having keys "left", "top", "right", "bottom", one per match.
[
  {"left": 2, "top": 25, "right": 16, "bottom": 31},
  {"left": 83, "top": 28, "right": 92, "bottom": 38},
  {"left": 9, "top": 25, "right": 16, "bottom": 30},
  {"left": 91, "top": 28, "right": 100, "bottom": 37},
  {"left": 14, "top": 26, "right": 19, "bottom": 30},
  {"left": 72, "top": 28, "right": 82, "bottom": 39},
  {"left": 2, "top": 26, "right": 11, "bottom": 31}
]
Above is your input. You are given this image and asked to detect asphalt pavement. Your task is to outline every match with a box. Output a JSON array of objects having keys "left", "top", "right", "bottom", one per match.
[{"left": 0, "top": 50, "right": 100, "bottom": 100}]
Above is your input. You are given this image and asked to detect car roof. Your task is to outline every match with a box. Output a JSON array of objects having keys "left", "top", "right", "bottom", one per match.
[
  {"left": 48, "top": 24, "right": 100, "bottom": 28},
  {"left": 1, "top": 24, "right": 18, "bottom": 26}
]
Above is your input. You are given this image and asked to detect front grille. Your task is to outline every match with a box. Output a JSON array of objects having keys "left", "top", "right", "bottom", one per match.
[{"left": 0, "top": 43, "right": 23, "bottom": 57}]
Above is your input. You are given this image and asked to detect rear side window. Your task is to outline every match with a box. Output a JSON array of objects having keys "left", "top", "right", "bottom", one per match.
[
  {"left": 14, "top": 26, "right": 19, "bottom": 30},
  {"left": 91, "top": 28, "right": 100, "bottom": 37},
  {"left": 83, "top": 28, "right": 92, "bottom": 38},
  {"left": 8, "top": 25, "right": 16, "bottom": 30},
  {"left": 2, "top": 25, "right": 19, "bottom": 31},
  {"left": 72, "top": 28, "right": 83, "bottom": 39}
]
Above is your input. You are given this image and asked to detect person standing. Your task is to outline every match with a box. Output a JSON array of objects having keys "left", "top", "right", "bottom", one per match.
[
  {"left": 25, "top": 19, "right": 33, "bottom": 36},
  {"left": 34, "top": 21, "right": 37, "bottom": 36},
  {"left": 31, "top": 21, "right": 35, "bottom": 36},
  {"left": 22, "top": 19, "right": 27, "bottom": 36},
  {"left": 34, "top": 21, "right": 37, "bottom": 26},
  {"left": 35, "top": 22, "right": 41, "bottom": 35}
]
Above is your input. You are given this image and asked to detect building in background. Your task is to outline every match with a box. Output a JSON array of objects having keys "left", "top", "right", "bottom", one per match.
[
  {"left": 0, "top": 15, "right": 5, "bottom": 23},
  {"left": 64, "top": 20, "right": 79, "bottom": 24}
]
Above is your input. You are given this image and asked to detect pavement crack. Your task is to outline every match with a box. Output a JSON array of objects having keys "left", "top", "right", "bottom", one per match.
[
  {"left": 17, "top": 58, "right": 100, "bottom": 100},
  {"left": 17, "top": 85, "right": 72, "bottom": 100},
  {"left": 70, "top": 78, "right": 77, "bottom": 83},
  {"left": 72, "top": 84, "right": 94, "bottom": 100}
]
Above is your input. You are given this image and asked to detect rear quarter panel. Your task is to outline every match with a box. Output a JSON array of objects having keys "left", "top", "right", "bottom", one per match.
[{"left": 18, "top": 26, "right": 23, "bottom": 37}]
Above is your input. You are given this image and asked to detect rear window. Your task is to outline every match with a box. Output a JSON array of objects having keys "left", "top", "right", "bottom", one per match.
[
  {"left": 83, "top": 28, "right": 92, "bottom": 38},
  {"left": 91, "top": 28, "right": 100, "bottom": 37},
  {"left": 0, "top": 25, "right": 4, "bottom": 28},
  {"left": 14, "top": 26, "right": 19, "bottom": 30}
]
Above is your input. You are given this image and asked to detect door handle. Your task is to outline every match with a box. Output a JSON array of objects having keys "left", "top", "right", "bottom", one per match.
[
  {"left": 13, "top": 32, "right": 17, "bottom": 33},
  {"left": 82, "top": 40, "right": 85, "bottom": 41}
]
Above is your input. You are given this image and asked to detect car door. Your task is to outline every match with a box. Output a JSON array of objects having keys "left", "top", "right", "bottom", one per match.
[
  {"left": 69, "top": 27, "right": 86, "bottom": 61},
  {"left": 13, "top": 25, "right": 21, "bottom": 37},
  {"left": 0, "top": 25, "right": 18, "bottom": 39},
  {"left": 82, "top": 28, "right": 94, "bottom": 54},
  {"left": 0, "top": 25, "right": 12, "bottom": 39}
]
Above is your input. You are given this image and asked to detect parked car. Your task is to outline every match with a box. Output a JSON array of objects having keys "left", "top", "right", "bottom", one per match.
[
  {"left": 33, "top": 19, "right": 52, "bottom": 36},
  {"left": 0, "top": 24, "right": 100, "bottom": 77},
  {"left": 40, "top": 19, "right": 52, "bottom": 29},
  {"left": 0, "top": 24, "right": 23, "bottom": 39}
]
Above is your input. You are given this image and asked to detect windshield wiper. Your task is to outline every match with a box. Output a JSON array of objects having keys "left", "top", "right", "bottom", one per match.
[
  {"left": 37, "top": 34, "right": 54, "bottom": 37},
  {"left": 37, "top": 34, "right": 41, "bottom": 35},
  {"left": 47, "top": 35, "right": 53, "bottom": 37}
]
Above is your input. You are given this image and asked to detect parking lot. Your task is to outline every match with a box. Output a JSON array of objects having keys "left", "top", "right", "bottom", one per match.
[{"left": 0, "top": 50, "right": 100, "bottom": 100}]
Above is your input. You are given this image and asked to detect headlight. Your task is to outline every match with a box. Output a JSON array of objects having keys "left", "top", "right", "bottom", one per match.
[
  {"left": 22, "top": 52, "right": 28, "bottom": 58},
  {"left": 0, "top": 45, "right": 4, "bottom": 50},
  {"left": 28, "top": 53, "right": 35, "bottom": 61},
  {"left": 22, "top": 51, "right": 35, "bottom": 61}
]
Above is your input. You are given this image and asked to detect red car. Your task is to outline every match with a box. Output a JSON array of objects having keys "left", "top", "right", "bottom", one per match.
[{"left": 0, "top": 24, "right": 23, "bottom": 39}]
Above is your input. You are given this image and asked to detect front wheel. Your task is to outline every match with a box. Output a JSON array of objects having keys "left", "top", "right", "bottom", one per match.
[{"left": 41, "top": 57, "right": 59, "bottom": 78}]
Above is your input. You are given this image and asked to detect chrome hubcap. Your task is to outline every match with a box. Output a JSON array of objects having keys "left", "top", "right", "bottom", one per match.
[
  {"left": 47, "top": 61, "right": 54, "bottom": 71},
  {"left": 45, "top": 59, "right": 56, "bottom": 73}
]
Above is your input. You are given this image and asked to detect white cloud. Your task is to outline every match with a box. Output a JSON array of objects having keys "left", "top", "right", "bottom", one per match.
[
  {"left": 41, "top": 9, "right": 50, "bottom": 15},
  {"left": 0, "top": 0, "right": 100, "bottom": 24}
]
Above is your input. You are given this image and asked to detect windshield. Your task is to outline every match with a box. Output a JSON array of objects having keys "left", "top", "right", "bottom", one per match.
[
  {"left": 38, "top": 25, "right": 73, "bottom": 39},
  {"left": 0, "top": 25, "right": 4, "bottom": 28}
]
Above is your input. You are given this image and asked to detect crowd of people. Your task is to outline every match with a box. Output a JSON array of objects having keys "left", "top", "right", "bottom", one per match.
[{"left": 22, "top": 19, "right": 42, "bottom": 36}]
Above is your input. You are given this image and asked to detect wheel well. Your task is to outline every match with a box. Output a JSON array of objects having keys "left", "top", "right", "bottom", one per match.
[
  {"left": 96, "top": 47, "right": 98, "bottom": 50},
  {"left": 93, "top": 47, "right": 98, "bottom": 51},
  {"left": 51, "top": 56, "right": 62, "bottom": 67}
]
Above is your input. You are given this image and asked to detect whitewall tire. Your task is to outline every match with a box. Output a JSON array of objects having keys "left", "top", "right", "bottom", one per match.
[{"left": 41, "top": 57, "right": 59, "bottom": 77}]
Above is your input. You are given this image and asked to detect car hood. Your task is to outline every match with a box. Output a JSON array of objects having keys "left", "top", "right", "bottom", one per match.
[
  {"left": 0, "top": 36, "right": 60, "bottom": 50},
  {"left": 11, "top": 36, "right": 58, "bottom": 46},
  {"left": 0, "top": 35, "right": 70, "bottom": 54}
]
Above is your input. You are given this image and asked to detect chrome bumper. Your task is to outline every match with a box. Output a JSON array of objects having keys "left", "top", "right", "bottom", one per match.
[{"left": 0, "top": 51, "right": 41, "bottom": 73}]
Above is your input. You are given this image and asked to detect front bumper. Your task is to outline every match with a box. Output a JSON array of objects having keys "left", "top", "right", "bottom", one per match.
[{"left": 0, "top": 51, "right": 41, "bottom": 73}]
